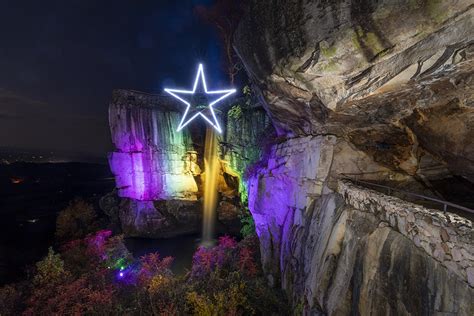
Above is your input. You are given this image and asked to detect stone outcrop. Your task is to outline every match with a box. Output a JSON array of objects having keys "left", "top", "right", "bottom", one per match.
[
  {"left": 224, "top": 107, "right": 272, "bottom": 175},
  {"left": 248, "top": 135, "right": 391, "bottom": 277},
  {"left": 247, "top": 136, "right": 474, "bottom": 315},
  {"left": 106, "top": 90, "right": 273, "bottom": 238},
  {"left": 108, "top": 90, "right": 198, "bottom": 201},
  {"left": 224, "top": 105, "right": 274, "bottom": 199},
  {"left": 235, "top": 0, "right": 474, "bottom": 179}
]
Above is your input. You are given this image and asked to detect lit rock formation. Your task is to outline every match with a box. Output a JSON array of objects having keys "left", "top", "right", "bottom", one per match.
[
  {"left": 235, "top": 0, "right": 473, "bottom": 177},
  {"left": 247, "top": 136, "right": 473, "bottom": 314},
  {"left": 108, "top": 90, "right": 198, "bottom": 201},
  {"left": 235, "top": 1, "right": 474, "bottom": 314},
  {"left": 105, "top": 89, "right": 272, "bottom": 237}
]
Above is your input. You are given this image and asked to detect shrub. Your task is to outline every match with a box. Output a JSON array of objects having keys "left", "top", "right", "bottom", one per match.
[
  {"left": 60, "top": 239, "right": 94, "bottom": 276},
  {"left": 56, "top": 198, "right": 98, "bottom": 242},
  {"left": 239, "top": 208, "right": 256, "bottom": 237},
  {"left": 33, "top": 247, "right": 69, "bottom": 287},
  {"left": 25, "top": 248, "right": 71, "bottom": 315},
  {"left": 187, "top": 235, "right": 289, "bottom": 315},
  {"left": 5, "top": 228, "right": 288, "bottom": 315},
  {"left": 191, "top": 235, "right": 238, "bottom": 278},
  {"left": 138, "top": 253, "right": 174, "bottom": 286},
  {"left": 60, "top": 230, "right": 132, "bottom": 277},
  {"left": 25, "top": 273, "right": 116, "bottom": 315},
  {"left": 186, "top": 272, "right": 252, "bottom": 315},
  {"left": 0, "top": 284, "right": 23, "bottom": 315},
  {"left": 147, "top": 275, "right": 186, "bottom": 315},
  {"left": 25, "top": 235, "right": 125, "bottom": 315},
  {"left": 228, "top": 104, "right": 243, "bottom": 119}
]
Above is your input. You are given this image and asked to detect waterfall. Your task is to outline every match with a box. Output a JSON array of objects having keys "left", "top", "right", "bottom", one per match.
[{"left": 201, "top": 127, "right": 219, "bottom": 246}]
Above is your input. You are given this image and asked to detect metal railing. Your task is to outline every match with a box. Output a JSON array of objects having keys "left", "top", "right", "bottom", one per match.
[{"left": 340, "top": 174, "right": 474, "bottom": 215}]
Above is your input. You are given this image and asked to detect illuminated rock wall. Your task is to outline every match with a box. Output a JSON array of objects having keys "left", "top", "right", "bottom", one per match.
[
  {"left": 224, "top": 106, "right": 273, "bottom": 201},
  {"left": 108, "top": 90, "right": 199, "bottom": 201},
  {"left": 247, "top": 136, "right": 474, "bottom": 315}
]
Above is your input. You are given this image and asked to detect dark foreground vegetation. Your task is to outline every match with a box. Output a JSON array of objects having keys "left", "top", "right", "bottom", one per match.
[
  {"left": 0, "top": 162, "right": 114, "bottom": 285},
  {"left": 0, "top": 199, "right": 288, "bottom": 315}
]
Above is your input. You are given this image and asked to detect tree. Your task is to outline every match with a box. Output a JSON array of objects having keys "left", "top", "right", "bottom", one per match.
[
  {"left": 194, "top": 0, "right": 247, "bottom": 84},
  {"left": 33, "top": 247, "right": 69, "bottom": 287},
  {"left": 56, "top": 198, "right": 98, "bottom": 242}
]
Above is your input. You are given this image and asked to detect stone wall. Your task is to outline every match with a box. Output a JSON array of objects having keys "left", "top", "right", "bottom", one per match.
[
  {"left": 247, "top": 135, "right": 474, "bottom": 315},
  {"left": 339, "top": 180, "right": 474, "bottom": 286}
]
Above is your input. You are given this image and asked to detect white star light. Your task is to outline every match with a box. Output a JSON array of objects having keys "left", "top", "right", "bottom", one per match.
[{"left": 164, "top": 64, "right": 236, "bottom": 133}]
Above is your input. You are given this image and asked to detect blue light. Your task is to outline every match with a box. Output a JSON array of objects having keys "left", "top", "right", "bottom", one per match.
[{"left": 164, "top": 63, "right": 236, "bottom": 133}]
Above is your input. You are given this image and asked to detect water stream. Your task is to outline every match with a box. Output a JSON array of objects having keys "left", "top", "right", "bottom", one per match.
[{"left": 201, "top": 127, "right": 219, "bottom": 246}]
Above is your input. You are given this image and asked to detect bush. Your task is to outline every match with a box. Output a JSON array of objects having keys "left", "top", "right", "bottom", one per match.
[
  {"left": 239, "top": 208, "right": 256, "bottom": 237},
  {"left": 185, "top": 235, "right": 288, "bottom": 315},
  {"left": 0, "top": 284, "right": 23, "bottom": 315},
  {"left": 25, "top": 232, "right": 129, "bottom": 315},
  {"left": 4, "top": 229, "right": 288, "bottom": 315},
  {"left": 33, "top": 247, "right": 69, "bottom": 287},
  {"left": 56, "top": 198, "right": 98, "bottom": 242},
  {"left": 137, "top": 253, "right": 174, "bottom": 286},
  {"left": 25, "top": 272, "right": 116, "bottom": 315},
  {"left": 60, "top": 230, "right": 132, "bottom": 278},
  {"left": 146, "top": 274, "right": 186, "bottom": 315}
]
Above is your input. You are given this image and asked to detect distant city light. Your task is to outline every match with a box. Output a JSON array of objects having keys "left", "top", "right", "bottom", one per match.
[
  {"left": 10, "top": 177, "right": 24, "bottom": 184},
  {"left": 164, "top": 63, "right": 236, "bottom": 133}
]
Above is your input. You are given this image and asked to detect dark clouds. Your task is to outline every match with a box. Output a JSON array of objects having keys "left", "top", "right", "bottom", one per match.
[{"left": 0, "top": 0, "right": 221, "bottom": 157}]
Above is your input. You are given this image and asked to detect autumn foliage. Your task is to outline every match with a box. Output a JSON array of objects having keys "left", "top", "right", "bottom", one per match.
[
  {"left": 55, "top": 198, "right": 99, "bottom": 242},
  {"left": 1, "top": 223, "right": 287, "bottom": 315}
]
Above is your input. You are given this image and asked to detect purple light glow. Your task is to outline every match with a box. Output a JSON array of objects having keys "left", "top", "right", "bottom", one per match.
[
  {"left": 108, "top": 105, "right": 198, "bottom": 201},
  {"left": 246, "top": 137, "right": 328, "bottom": 273}
]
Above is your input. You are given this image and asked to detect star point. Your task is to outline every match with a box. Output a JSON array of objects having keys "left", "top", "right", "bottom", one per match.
[{"left": 164, "top": 64, "right": 236, "bottom": 133}]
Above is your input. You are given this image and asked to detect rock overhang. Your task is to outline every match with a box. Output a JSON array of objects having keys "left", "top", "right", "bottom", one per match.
[{"left": 234, "top": 0, "right": 474, "bottom": 180}]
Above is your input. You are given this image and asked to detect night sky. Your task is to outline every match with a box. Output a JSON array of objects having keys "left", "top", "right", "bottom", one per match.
[{"left": 0, "top": 0, "right": 224, "bottom": 157}]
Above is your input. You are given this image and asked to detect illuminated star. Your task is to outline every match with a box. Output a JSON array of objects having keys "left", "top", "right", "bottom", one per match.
[{"left": 164, "top": 63, "right": 236, "bottom": 133}]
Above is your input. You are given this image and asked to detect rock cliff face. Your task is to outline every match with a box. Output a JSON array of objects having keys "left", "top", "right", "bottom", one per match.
[
  {"left": 224, "top": 106, "right": 273, "bottom": 199},
  {"left": 236, "top": 1, "right": 474, "bottom": 314},
  {"left": 235, "top": 0, "right": 473, "bottom": 178},
  {"left": 108, "top": 90, "right": 198, "bottom": 201},
  {"left": 106, "top": 90, "right": 272, "bottom": 237},
  {"left": 248, "top": 136, "right": 474, "bottom": 314}
]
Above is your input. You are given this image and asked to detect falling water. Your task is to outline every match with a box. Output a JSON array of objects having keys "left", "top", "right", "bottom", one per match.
[{"left": 202, "top": 127, "right": 219, "bottom": 246}]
